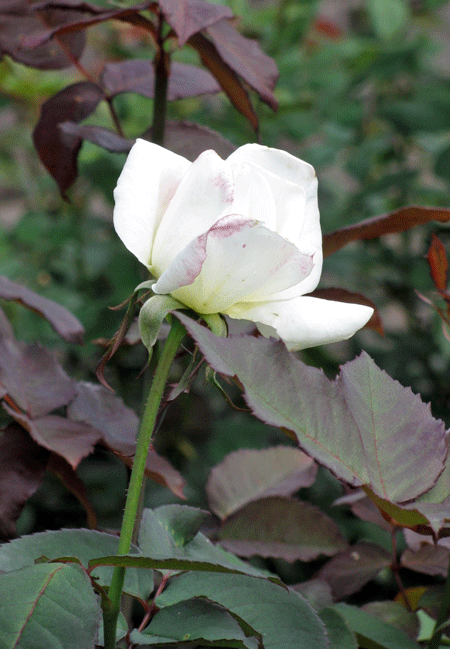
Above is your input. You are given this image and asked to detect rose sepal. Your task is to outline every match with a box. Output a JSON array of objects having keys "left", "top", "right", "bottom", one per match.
[{"left": 139, "top": 294, "right": 187, "bottom": 355}]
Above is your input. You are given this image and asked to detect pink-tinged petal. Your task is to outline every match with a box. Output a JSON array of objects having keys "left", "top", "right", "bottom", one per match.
[
  {"left": 151, "top": 149, "right": 235, "bottom": 276},
  {"left": 228, "top": 145, "right": 322, "bottom": 296},
  {"left": 225, "top": 296, "right": 373, "bottom": 351},
  {"left": 113, "top": 139, "right": 190, "bottom": 267},
  {"left": 153, "top": 215, "right": 314, "bottom": 314}
]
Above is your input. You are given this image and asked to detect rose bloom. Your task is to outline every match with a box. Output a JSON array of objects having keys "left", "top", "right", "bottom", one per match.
[{"left": 114, "top": 139, "right": 373, "bottom": 350}]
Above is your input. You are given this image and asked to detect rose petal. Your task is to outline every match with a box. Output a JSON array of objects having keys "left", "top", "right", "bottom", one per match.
[
  {"left": 225, "top": 296, "right": 374, "bottom": 351},
  {"left": 113, "top": 139, "right": 190, "bottom": 267},
  {"left": 151, "top": 149, "right": 235, "bottom": 277},
  {"left": 153, "top": 215, "right": 314, "bottom": 314},
  {"left": 228, "top": 145, "right": 322, "bottom": 296}
]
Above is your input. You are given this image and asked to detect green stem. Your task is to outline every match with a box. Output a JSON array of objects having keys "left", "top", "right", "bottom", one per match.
[
  {"left": 428, "top": 553, "right": 450, "bottom": 649},
  {"left": 103, "top": 318, "right": 186, "bottom": 648}
]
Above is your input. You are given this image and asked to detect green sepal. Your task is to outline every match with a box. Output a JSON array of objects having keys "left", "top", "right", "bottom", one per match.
[
  {"left": 139, "top": 295, "right": 187, "bottom": 354},
  {"left": 201, "top": 313, "right": 228, "bottom": 337},
  {"left": 134, "top": 279, "right": 156, "bottom": 293}
]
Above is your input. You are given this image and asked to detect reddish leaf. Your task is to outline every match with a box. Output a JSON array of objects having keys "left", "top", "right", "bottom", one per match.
[
  {"left": 33, "top": 81, "right": 104, "bottom": 196},
  {"left": 0, "top": 424, "right": 49, "bottom": 540},
  {"left": 22, "top": 1, "right": 157, "bottom": 50},
  {"left": 162, "top": 121, "right": 236, "bottom": 160},
  {"left": 47, "top": 453, "right": 97, "bottom": 529},
  {"left": 217, "top": 497, "right": 347, "bottom": 562},
  {"left": 206, "top": 18, "right": 278, "bottom": 110},
  {"left": 177, "top": 314, "right": 447, "bottom": 506},
  {"left": 206, "top": 446, "right": 317, "bottom": 519},
  {"left": 188, "top": 31, "right": 258, "bottom": 131},
  {"left": 0, "top": 0, "right": 86, "bottom": 69},
  {"left": 101, "top": 60, "right": 220, "bottom": 99},
  {"left": 0, "top": 339, "right": 76, "bottom": 417},
  {"left": 0, "top": 275, "right": 84, "bottom": 343},
  {"left": 323, "top": 206, "right": 450, "bottom": 257},
  {"left": 316, "top": 542, "right": 392, "bottom": 600},
  {"left": 310, "top": 287, "right": 383, "bottom": 335},
  {"left": 3, "top": 406, "right": 101, "bottom": 470},
  {"left": 159, "top": 0, "right": 232, "bottom": 46},
  {"left": 427, "top": 233, "right": 449, "bottom": 292},
  {"left": 67, "top": 382, "right": 186, "bottom": 498},
  {"left": 334, "top": 489, "right": 393, "bottom": 532},
  {"left": 401, "top": 543, "right": 450, "bottom": 577}
]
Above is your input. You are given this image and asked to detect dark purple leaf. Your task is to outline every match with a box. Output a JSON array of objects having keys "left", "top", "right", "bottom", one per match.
[
  {"left": 101, "top": 60, "right": 221, "bottom": 99},
  {"left": 163, "top": 121, "right": 236, "bottom": 160},
  {"left": 206, "top": 18, "right": 278, "bottom": 110},
  {"left": 0, "top": 275, "right": 84, "bottom": 343},
  {"left": 175, "top": 314, "right": 447, "bottom": 505},
  {"left": 206, "top": 446, "right": 317, "bottom": 519},
  {"left": 0, "top": 424, "right": 49, "bottom": 540},
  {"left": 188, "top": 31, "right": 258, "bottom": 131},
  {"left": 401, "top": 543, "right": 450, "bottom": 577},
  {"left": 316, "top": 542, "right": 392, "bottom": 600},
  {"left": 0, "top": 1, "right": 86, "bottom": 69},
  {"left": 217, "top": 496, "right": 347, "bottom": 562},
  {"left": 2, "top": 405, "right": 101, "bottom": 469},
  {"left": 47, "top": 453, "right": 97, "bottom": 528},
  {"left": 67, "top": 382, "right": 186, "bottom": 498},
  {"left": 158, "top": 0, "right": 232, "bottom": 46},
  {"left": 59, "top": 122, "right": 134, "bottom": 153},
  {"left": 33, "top": 81, "right": 104, "bottom": 197},
  {"left": 21, "top": 1, "right": 157, "bottom": 51},
  {"left": 0, "top": 339, "right": 76, "bottom": 417}
]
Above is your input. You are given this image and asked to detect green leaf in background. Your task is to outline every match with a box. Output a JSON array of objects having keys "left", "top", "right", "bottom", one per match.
[
  {"left": 319, "top": 607, "right": 358, "bottom": 649},
  {"left": 130, "top": 598, "right": 259, "bottom": 648},
  {"left": 0, "top": 528, "right": 151, "bottom": 599},
  {"left": 0, "top": 562, "right": 100, "bottom": 649},
  {"left": 156, "top": 571, "right": 329, "bottom": 649},
  {"left": 367, "top": 0, "right": 410, "bottom": 39},
  {"left": 334, "top": 603, "right": 421, "bottom": 649},
  {"left": 137, "top": 505, "right": 270, "bottom": 578}
]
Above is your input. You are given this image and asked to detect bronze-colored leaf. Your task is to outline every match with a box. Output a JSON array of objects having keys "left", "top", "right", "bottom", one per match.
[
  {"left": 323, "top": 206, "right": 450, "bottom": 257},
  {"left": 427, "top": 233, "right": 449, "bottom": 292},
  {"left": 159, "top": 0, "right": 232, "bottom": 46}
]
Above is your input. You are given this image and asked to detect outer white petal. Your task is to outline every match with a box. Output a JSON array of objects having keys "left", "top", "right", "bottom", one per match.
[
  {"left": 225, "top": 296, "right": 373, "bottom": 351},
  {"left": 153, "top": 215, "right": 314, "bottom": 314},
  {"left": 113, "top": 139, "right": 190, "bottom": 267},
  {"left": 151, "top": 149, "right": 235, "bottom": 276},
  {"left": 228, "top": 145, "right": 322, "bottom": 297}
]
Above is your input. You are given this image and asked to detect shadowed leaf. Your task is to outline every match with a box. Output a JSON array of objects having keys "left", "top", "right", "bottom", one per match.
[
  {"left": 0, "top": 1, "right": 86, "bottom": 69},
  {"left": 33, "top": 81, "right": 104, "bottom": 196},
  {"left": 3, "top": 406, "right": 101, "bottom": 470},
  {"left": 59, "top": 122, "right": 134, "bottom": 153},
  {"left": 159, "top": 0, "right": 232, "bottom": 46},
  {"left": 205, "top": 18, "right": 278, "bottom": 109},
  {"left": 401, "top": 544, "right": 450, "bottom": 577},
  {"left": 0, "top": 424, "right": 49, "bottom": 540},
  {"left": 156, "top": 572, "right": 329, "bottom": 649},
  {"left": 316, "top": 542, "right": 391, "bottom": 600},
  {"left": 206, "top": 446, "right": 317, "bottom": 519},
  {"left": 47, "top": 453, "right": 97, "bottom": 529},
  {"left": 0, "top": 339, "right": 76, "bottom": 417},
  {"left": 67, "top": 382, "right": 185, "bottom": 498},
  {"left": 130, "top": 598, "right": 259, "bottom": 648},
  {"left": 362, "top": 602, "right": 420, "bottom": 640},
  {"left": 176, "top": 314, "right": 447, "bottom": 506},
  {"left": 101, "top": 59, "right": 221, "bottom": 99},
  {"left": 323, "top": 206, "right": 450, "bottom": 257},
  {"left": 188, "top": 32, "right": 258, "bottom": 131},
  {"left": 0, "top": 275, "right": 84, "bottom": 343},
  {"left": 217, "top": 497, "right": 347, "bottom": 562}
]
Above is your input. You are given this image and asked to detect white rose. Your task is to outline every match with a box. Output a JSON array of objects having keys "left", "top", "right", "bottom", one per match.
[{"left": 114, "top": 139, "right": 373, "bottom": 350}]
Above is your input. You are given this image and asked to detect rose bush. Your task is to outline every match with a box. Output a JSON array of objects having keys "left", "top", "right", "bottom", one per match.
[{"left": 114, "top": 139, "right": 373, "bottom": 350}]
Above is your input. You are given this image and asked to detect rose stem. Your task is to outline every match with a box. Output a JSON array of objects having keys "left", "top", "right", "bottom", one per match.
[
  {"left": 151, "top": 9, "right": 169, "bottom": 146},
  {"left": 103, "top": 317, "right": 186, "bottom": 648}
]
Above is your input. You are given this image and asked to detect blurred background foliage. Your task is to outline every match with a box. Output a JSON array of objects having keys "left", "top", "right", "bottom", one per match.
[{"left": 2, "top": 0, "right": 450, "bottom": 594}]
